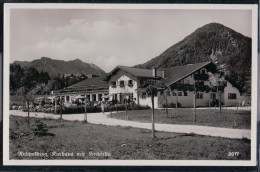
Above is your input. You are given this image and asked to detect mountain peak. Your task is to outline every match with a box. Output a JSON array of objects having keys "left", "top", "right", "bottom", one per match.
[
  {"left": 40, "top": 57, "right": 52, "bottom": 60},
  {"left": 72, "top": 59, "right": 83, "bottom": 63},
  {"left": 134, "top": 23, "right": 251, "bottom": 93},
  {"left": 12, "top": 57, "right": 105, "bottom": 77}
]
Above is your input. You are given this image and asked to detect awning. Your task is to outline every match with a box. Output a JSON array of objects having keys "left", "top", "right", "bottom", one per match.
[
  {"left": 102, "top": 94, "right": 112, "bottom": 98},
  {"left": 47, "top": 96, "right": 56, "bottom": 100},
  {"left": 74, "top": 95, "right": 85, "bottom": 99}
]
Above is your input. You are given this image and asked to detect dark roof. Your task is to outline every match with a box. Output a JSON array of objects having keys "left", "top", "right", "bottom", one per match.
[
  {"left": 105, "top": 66, "right": 163, "bottom": 80},
  {"left": 67, "top": 77, "right": 108, "bottom": 90},
  {"left": 161, "top": 62, "right": 212, "bottom": 86}
]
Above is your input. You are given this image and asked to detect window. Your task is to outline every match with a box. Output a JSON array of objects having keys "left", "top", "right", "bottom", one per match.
[
  {"left": 184, "top": 91, "right": 188, "bottom": 96},
  {"left": 87, "top": 95, "right": 90, "bottom": 101},
  {"left": 92, "top": 94, "right": 96, "bottom": 101},
  {"left": 166, "top": 91, "right": 171, "bottom": 96},
  {"left": 160, "top": 90, "right": 164, "bottom": 96},
  {"left": 111, "top": 82, "right": 116, "bottom": 88},
  {"left": 142, "top": 92, "right": 146, "bottom": 99},
  {"left": 201, "top": 69, "right": 206, "bottom": 74},
  {"left": 210, "top": 93, "right": 216, "bottom": 99},
  {"left": 184, "top": 80, "right": 190, "bottom": 85},
  {"left": 172, "top": 92, "right": 177, "bottom": 96},
  {"left": 196, "top": 93, "right": 203, "bottom": 99},
  {"left": 129, "top": 93, "right": 133, "bottom": 101},
  {"left": 128, "top": 80, "right": 133, "bottom": 87},
  {"left": 178, "top": 92, "right": 182, "bottom": 96},
  {"left": 228, "top": 93, "right": 237, "bottom": 99},
  {"left": 140, "top": 80, "right": 144, "bottom": 86},
  {"left": 120, "top": 80, "right": 125, "bottom": 87},
  {"left": 197, "top": 81, "right": 204, "bottom": 86},
  {"left": 98, "top": 94, "right": 102, "bottom": 101}
]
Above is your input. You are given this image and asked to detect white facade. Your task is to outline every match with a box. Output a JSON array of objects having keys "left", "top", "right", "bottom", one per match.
[
  {"left": 223, "top": 81, "right": 242, "bottom": 106},
  {"left": 109, "top": 70, "right": 139, "bottom": 104},
  {"left": 108, "top": 69, "right": 158, "bottom": 107},
  {"left": 107, "top": 65, "right": 243, "bottom": 108},
  {"left": 157, "top": 67, "right": 225, "bottom": 108}
]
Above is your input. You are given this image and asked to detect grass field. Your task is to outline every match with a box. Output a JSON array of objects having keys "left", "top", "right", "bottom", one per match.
[
  {"left": 110, "top": 109, "right": 251, "bottom": 129},
  {"left": 9, "top": 115, "right": 250, "bottom": 160}
]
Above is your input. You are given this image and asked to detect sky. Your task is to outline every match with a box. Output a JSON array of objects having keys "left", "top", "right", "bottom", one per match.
[{"left": 10, "top": 9, "right": 252, "bottom": 72}]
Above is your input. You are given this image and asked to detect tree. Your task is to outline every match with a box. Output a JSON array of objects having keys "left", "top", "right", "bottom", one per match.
[
  {"left": 193, "top": 82, "right": 197, "bottom": 123},
  {"left": 60, "top": 97, "right": 63, "bottom": 119},
  {"left": 208, "top": 72, "right": 226, "bottom": 113},
  {"left": 142, "top": 79, "right": 166, "bottom": 138},
  {"left": 16, "top": 87, "right": 36, "bottom": 125},
  {"left": 161, "top": 90, "right": 169, "bottom": 118},
  {"left": 10, "top": 64, "right": 24, "bottom": 92}
]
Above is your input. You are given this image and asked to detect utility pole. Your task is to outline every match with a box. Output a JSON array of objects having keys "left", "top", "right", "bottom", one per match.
[
  {"left": 84, "top": 96, "right": 88, "bottom": 123},
  {"left": 151, "top": 94, "right": 155, "bottom": 138},
  {"left": 60, "top": 98, "right": 63, "bottom": 120},
  {"left": 193, "top": 82, "right": 196, "bottom": 123}
]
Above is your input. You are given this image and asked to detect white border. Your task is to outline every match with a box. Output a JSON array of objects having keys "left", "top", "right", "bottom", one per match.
[{"left": 3, "top": 3, "right": 258, "bottom": 166}]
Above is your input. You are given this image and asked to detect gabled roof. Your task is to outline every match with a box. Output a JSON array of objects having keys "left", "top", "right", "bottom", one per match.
[
  {"left": 161, "top": 61, "right": 212, "bottom": 86},
  {"left": 105, "top": 66, "right": 163, "bottom": 81},
  {"left": 67, "top": 76, "right": 108, "bottom": 90}
]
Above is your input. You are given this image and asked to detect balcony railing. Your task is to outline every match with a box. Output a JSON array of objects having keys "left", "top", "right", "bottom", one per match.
[
  {"left": 111, "top": 82, "right": 116, "bottom": 88},
  {"left": 194, "top": 74, "right": 209, "bottom": 80}
]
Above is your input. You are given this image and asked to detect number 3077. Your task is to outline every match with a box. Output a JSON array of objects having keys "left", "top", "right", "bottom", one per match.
[{"left": 228, "top": 152, "right": 239, "bottom": 156}]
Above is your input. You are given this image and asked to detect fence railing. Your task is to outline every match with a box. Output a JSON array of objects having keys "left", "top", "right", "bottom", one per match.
[{"left": 223, "top": 106, "right": 251, "bottom": 111}]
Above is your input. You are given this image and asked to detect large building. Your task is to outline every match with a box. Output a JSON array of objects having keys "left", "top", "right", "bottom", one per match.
[
  {"left": 105, "top": 62, "right": 243, "bottom": 108},
  {"left": 52, "top": 77, "right": 109, "bottom": 104},
  {"left": 52, "top": 62, "right": 244, "bottom": 108}
]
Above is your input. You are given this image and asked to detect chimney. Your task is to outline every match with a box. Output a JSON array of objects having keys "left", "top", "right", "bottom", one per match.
[{"left": 152, "top": 68, "right": 157, "bottom": 77}]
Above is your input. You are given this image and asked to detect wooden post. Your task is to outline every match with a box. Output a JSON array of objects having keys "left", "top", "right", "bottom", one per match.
[
  {"left": 84, "top": 97, "right": 88, "bottom": 123},
  {"left": 125, "top": 99, "right": 128, "bottom": 120},
  {"left": 167, "top": 86, "right": 174, "bottom": 118},
  {"left": 218, "top": 86, "right": 222, "bottom": 113},
  {"left": 165, "top": 91, "right": 168, "bottom": 118},
  {"left": 193, "top": 83, "right": 196, "bottom": 123},
  {"left": 151, "top": 94, "right": 155, "bottom": 138},
  {"left": 209, "top": 92, "right": 211, "bottom": 107},
  {"left": 126, "top": 94, "right": 129, "bottom": 120},
  {"left": 60, "top": 98, "right": 63, "bottom": 120},
  {"left": 176, "top": 91, "right": 178, "bottom": 116},
  {"left": 27, "top": 99, "right": 30, "bottom": 126},
  {"left": 54, "top": 97, "right": 57, "bottom": 114}
]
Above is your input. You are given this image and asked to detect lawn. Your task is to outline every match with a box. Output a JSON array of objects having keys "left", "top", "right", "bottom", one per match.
[
  {"left": 110, "top": 109, "right": 251, "bottom": 129},
  {"left": 9, "top": 115, "right": 250, "bottom": 160}
]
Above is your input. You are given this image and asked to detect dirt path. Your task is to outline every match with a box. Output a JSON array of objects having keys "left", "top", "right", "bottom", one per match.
[{"left": 9, "top": 110, "right": 251, "bottom": 139}]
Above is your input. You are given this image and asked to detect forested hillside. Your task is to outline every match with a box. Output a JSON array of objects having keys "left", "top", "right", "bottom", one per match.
[
  {"left": 10, "top": 64, "right": 88, "bottom": 95},
  {"left": 135, "top": 23, "right": 251, "bottom": 94},
  {"left": 13, "top": 57, "right": 105, "bottom": 77}
]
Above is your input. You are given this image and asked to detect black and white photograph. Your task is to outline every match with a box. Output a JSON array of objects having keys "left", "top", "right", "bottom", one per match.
[{"left": 3, "top": 3, "right": 258, "bottom": 166}]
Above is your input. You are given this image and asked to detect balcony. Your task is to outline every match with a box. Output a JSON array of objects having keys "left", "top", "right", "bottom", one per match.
[
  {"left": 194, "top": 74, "right": 209, "bottom": 80},
  {"left": 111, "top": 82, "right": 116, "bottom": 88}
]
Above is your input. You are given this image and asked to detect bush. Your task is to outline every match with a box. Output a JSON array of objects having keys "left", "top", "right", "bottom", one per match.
[
  {"left": 109, "top": 102, "right": 150, "bottom": 112},
  {"left": 162, "top": 103, "right": 182, "bottom": 108},
  {"left": 54, "top": 102, "right": 151, "bottom": 114},
  {"left": 33, "top": 118, "right": 55, "bottom": 136}
]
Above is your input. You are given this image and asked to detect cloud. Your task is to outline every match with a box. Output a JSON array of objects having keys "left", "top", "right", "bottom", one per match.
[
  {"left": 32, "top": 19, "right": 144, "bottom": 71},
  {"left": 11, "top": 9, "right": 252, "bottom": 73}
]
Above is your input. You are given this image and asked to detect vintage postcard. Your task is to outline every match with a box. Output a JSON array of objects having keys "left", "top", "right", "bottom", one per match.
[{"left": 3, "top": 3, "right": 258, "bottom": 166}]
